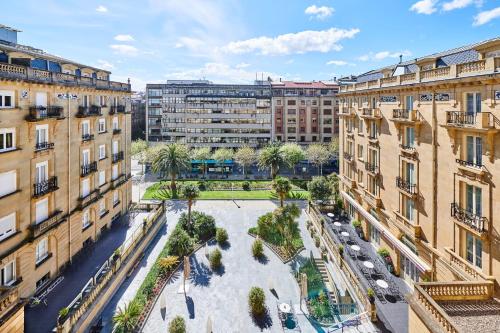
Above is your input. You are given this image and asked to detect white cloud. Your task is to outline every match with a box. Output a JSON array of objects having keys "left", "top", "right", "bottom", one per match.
[
  {"left": 358, "top": 50, "right": 412, "bottom": 61},
  {"left": 96, "top": 60, "right": 114, "bottom": 71},
  {"left": 326, "top": 60, "right": 355, "bottom": 66},
  {"left": 410, "top": 0, "right": 438, "bottom": 14},
  {"left": 221, "top": 28, "right": 360, "bottom": 56},
  {"left": 174, "top": 37, "right": 205, "bottom": 51},
  {"left": 235, "top": 62, "right": 250, "bottom": 69},
  {"left": 305, "top": 5, "right": 334, "bottom": 19},
  {"left": 110, "top": 44, "right": 139, "bottom": 56},
  {"left": 96, "top": 5, "right": 108, "bottom": 13},
  {"left": 285, "top": 59, "right": 295, "bottom": 64},
  {"left": 473, "top": 7, "right": 500, "bottom": 25},
  {"left": 114, "top": 34, "right": 135, "bottom": 42},
  {"left": 167, "top": 62, "right": 281, "bottom": 84}
]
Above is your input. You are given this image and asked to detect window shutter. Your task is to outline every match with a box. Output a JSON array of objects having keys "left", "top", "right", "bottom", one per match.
[{"left": 0, "top": 171, "right": 16, "bottom": 197}]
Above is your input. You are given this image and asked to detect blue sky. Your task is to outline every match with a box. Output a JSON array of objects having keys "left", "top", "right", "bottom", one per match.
[{"left": 2, "top": 0, "right": 500, "bottom": 91}]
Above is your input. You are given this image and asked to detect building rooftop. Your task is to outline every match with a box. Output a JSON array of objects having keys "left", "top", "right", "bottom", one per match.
[
  {"left": 439, "top": 298, "right": 500, "bottom": 333},
  {"left": 271, "top": 80, "right": 338, "bottom": 88}
]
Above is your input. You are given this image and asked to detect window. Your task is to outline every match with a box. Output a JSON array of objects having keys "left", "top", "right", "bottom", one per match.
[
  {"left": 112, "top": 165, "right": 118, "bottom": 180},
  {"left": 466, "top": 232, "right": 482, "bottom": 268},
  {"left": 287, "top": 109, "right": 296, "bottom": 115},
  {"left": 35, "top": 125, "right": 49, "bottom": 146},
  {"left": 0, "top": 171, "right": 16, "bottom": 197},
  {"left": 1, "top": 261, "right": 15, "bottom": 286},
  {"left": 323, "top": 100, "right": 332, "bottom": 106},
  {"left": 405, "top": 126, "right": 415, "bottom": 148},
  {"left": 357, "top": 145, "right": 364, "bottom": 159},
  {"left": 466, "top": 136, "right": 482, "bottom": 167},
  {"left": 358, "top": 118, "right": 364, "bottom": 134},
  {"left": 99, "top": 145, "right": 106, "bottom": 160},
  {"left": 82, "top": 121, "right": 90, "bottom": 136},
  {"left": 403, "top": 196, "right": 415, "bottom": 222},
  {"left": 466, "top": 92, "right": 481, "bottom": 115},
  {"left": 0, "top": 90, "right": 14, "bottom": 109},
  {"left": 36, "top": 238, "right": 49, "bottom": 263},
  {"left": 400, "top": 255, "right": 419, "bottom": 285},
  {"left": 0, "top": 128, "right": 15, "bottom": 152},
  {"left": 369, "top": 121, "right": 378, "bottom": 139},
  {"left": 35, "top": 198, "right": 48, "bottom": 224},
  {"left": 112, "top": 117, "right": 119, "bottom": 130},
  {"left": 35, "top": 92, "right": 47, "bottom": 108},
  {"left": 99, "top": 200, "right": 106, "bottom": 216},
  {"left": 81, "top": 178, "right": 90, "bottom": 198},
  {"left": 369, "top": 224, "right": 380, "bottom": 247},
  {"left": 287, "top": 100, "right": 296, "bottom": 106},
  {"left": 357, "top": 170, "right": 364, "bottom": 185},
  {"left": 98, "top": 171, "right": 105, "bottom": 186},
  {"left": 82, "top": 149, "right": 90, "bottom": 165},
  {"left": 112, "top": 141, "right": 119, "bottom": 155},
  {"left": 465, "top": 184, "right": 482, "bottom": 217},
  {"left": 82, "top": 210, "right": 90, "bottom": 228},
  {"left": 367, "top": 175, "right": 379, "bottom": 196},
  {"left": 405, "top": 95, "right": 414, "bottom": 111},
  {"left": 404, "top": 161, "right": 415, "bottom": 184},
  {"left": 35, "top": 161, "right": 48, "bottom": 184},
  {"left": 98, "top": 118, "right": 106, "bottom": 133},
  {"left": 113, "top": 191, "right": 119, "bottom": 205},
  {"left": 0, "top": 213, "right": 16, "bottom": 241}
]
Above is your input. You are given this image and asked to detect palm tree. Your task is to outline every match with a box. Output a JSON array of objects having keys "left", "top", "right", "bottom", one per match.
[
  {"left": 192, "top": 147, "right": 211, "bottom": 178},
  {"left": 234, "top": 146, "right": 256, "bottom": 178},
  {"left": 213, "top": 148, "right": 234, "bottom": 178},
  {"left": 273, "top": 203, "right": 301, "bottom": 253},
  {"left": 181, "top": 184, "right": 199, "bottom": 225},
  {"left": 272, "top": 176, "right": 291, "bottom": 207},
  {"left": 258, "top": 144, "right": 285, "bottom": 179},
  {"left": 151, "top": 143, "right": 190, "bottom": 193},
  {"left": 112, "top": 301, "right": 141, "bottom": 333}
]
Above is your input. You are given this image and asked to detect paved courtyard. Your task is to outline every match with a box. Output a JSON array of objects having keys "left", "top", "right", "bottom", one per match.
[{"left": 140, "top": 200, "right": 377, "bottom": 333}]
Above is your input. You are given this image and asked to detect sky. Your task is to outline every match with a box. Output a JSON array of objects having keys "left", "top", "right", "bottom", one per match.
[{"left": 2, "top": 0, "right": 500, "bottom": 91}]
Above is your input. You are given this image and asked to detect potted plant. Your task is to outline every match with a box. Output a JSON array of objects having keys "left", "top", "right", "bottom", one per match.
[
  {"left": 338, "top": 245, "right": 344, "bottom": 257},
  {"left": 112, "top": 248, "right": 121, "bottom": 262},
  {"left": 314, "top": 235, "right": 320, "bottom": 247},
  {"left": 352, "top": 220, "right": 363, "bottom": 238},
  {"left": 377, "top": 248, "right": 395, "bottom": 273},
  {"left": 58, "top": 307, "right": 69, "bottom": 324},
  {"left": 367, "top": 288, "right": 375, "bottom": 303}
]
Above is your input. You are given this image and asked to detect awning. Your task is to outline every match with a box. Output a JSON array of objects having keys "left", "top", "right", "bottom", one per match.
[{"left": 341, "top": 191, "right": 431, "bottom": 272}]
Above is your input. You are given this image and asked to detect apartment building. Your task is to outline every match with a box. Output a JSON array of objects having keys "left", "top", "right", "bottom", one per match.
[
  {"left": 146, "top": 80, "right": 272, "bottom": 148},
  {"left": 0, "top": 26, "right": 132, "bottom": 332},
  {"left": 338, "top": 38, "right": 500, "bottom": 332},
  {"left": 131, "top": 92, "right": 146, "bottom": 140},
  {"left": 271, "top": 80, "right": 339, "bottom": 144}
]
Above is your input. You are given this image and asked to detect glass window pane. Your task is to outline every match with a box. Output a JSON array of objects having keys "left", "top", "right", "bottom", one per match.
[
  {"left": 475, "top": 93, "right": 481, "bottom": 113},
  {"left": 466, "top": 233, "right": 474, "bottom": 263}
]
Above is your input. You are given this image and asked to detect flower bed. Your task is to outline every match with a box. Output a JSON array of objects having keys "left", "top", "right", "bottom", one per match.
[{"left": 247, "top": 231, "right": 304, "bottom": 263}]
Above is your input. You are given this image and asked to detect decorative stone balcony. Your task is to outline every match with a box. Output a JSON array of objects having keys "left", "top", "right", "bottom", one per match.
[
  {"left": 363, "top": 189, "right": 382, "bottom": 208},
  {"left": 409, "top": 281, "right": 497, "bottom": 333},
  {"left": 112, "top": 151, "right": 124, "bottom": 164},
  {"left": 78, "top": 189, "right": 101, "bottom": 210},
  {"left": 33, "top": 176, "right": 58, "bottom": 198},
  {"left": 360, "top": 108, "right": 382, "bottom": 120},
  {"left": 443, "top": 247, "right": 493, "bottom": 281},
  {"left": 338, "top": 107, "right": 356, "bottom": 117},
  {"left": 81, "top": 161, "right": 97, "bottom": 177},
  {"left": 343, "top": 152, "right": 353, "bottom": 162},
  {"left": 450, "top": 202, "right": 488, "bottom": 237},
  {"left": 111, "top": 174, "right": 127, "bottom": 189},
  {"left": 0, "top": 63, "right": 130, "bottom": 92},
  {"left": 77, "top": 105, "right": 102, "bottom": 117},
  {"left": 391, "top": 109, "right": 422, "bottom": 125},
  {"left": 399, "top": 144, "right": 418, "bottom": 157},
  {"left": 396, "top": 176, "right": 417, "bottom": 195},
  {"left": 341, "top": 175, "right": 357, "bottom": 189},
  {"left": 34, "top": 141, "right": 55, "bottom": 152},
  {"left": 0, "top": 280, "right": 21, "bottom": 320},
  {"left": 455, "top": 158, "right": 485, "bottom": 176},
  {"left": 26, "top": 106, "right": 64, "bottom": 121},
  {"left": 393, "top": 211, "right": 421, "bottom": 240},
  {"left": 29, "top": 210, "right": 65, "bottom": 239},
  {"left": 365, "top": 161, "right": 379, "bottom": 175}
]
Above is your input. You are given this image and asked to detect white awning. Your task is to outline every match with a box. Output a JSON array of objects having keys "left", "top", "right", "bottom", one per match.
[{"left": 342, "top": 191, "right": 431, "bottom": 272}]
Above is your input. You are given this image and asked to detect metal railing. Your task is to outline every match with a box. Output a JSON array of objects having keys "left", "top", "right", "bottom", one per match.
[
  {"left": 396, "top": 177, "right": 417, "bottom": 195},
  {"left": 365, "top": 162, "right": 378, "bottom": 173},
  {"left": 77, "top": 105, "right": 102, "bottom": 117},
  {"left": 33, "top": 176, "right": 58, "bottom": 197},
  {"left": 455, "top": 158, "right": 482, "bottom": 169},
  {"left": 109, "top": 105, "right": 126, "bottom": 114},
  {"left": 35, "top": 141, "right": 55, "bottom": 152},
  {"left": 81, "top": 134, "right": 94, "bottom": 142},
  {"left": 343, "top": 152, "right": 353, "bottom": 161},
  {"left": 392, "top": 109, "right": 409, "bottom": 119},
  {"left": 450, "top": 203, "right": 487, "bottom": 232},
  {"left": 30, "top": 210, "right": 64, "bottom": 239},
  {"left": 78, "top": 189, "right": 101, "bottom": 210},
  {"left": 446, "top": 111, "right": 475, "bottom": 126},
  {"left": 81, "top": 161, "right": 97, "bottom": 177},
  {"left": 112, "top": 151, "right": 124, "bottom": 164},
  {"left": 112, "top": 128, "right": 121, "bottom": 135},
  {"left": 26, "top": 106, "right": 64, "bottom": 121},
  {"left": 399, "top": 144, "right": 416, "bottom": 151}
]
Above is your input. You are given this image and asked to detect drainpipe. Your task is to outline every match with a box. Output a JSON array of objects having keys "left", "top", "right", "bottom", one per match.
[
  {"left": 67, "top": 91, "right": 72, "bottom": 264},
  {"left": 431, "top": 90, "right": 438, "bottom": 280}
]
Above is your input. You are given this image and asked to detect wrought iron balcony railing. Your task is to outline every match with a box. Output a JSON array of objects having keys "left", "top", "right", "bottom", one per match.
[
  {"left": 365, "top": 162, "right": 378, "bottom": 173},
  {"left": 78, "top": 189, "right": 101, "bottom": 210},
  {"left": 35, "top": 141, "right": 55, "bottom": 152},
  {"left": 113, "top": 128, "right": 122, "bottom": 135},
  {"left": 33, "top": 176, "right": 58, "bottom": 198},
  {"left": 343, "top": 152, "right": 353, "bottom": 161},
  {"left": 26, "top": 106, "right": 64, "bottom": 121},
  {"left": 109, "top": 105, "right": 126, "bottom": 114},
  {"left": 77, "top": 105, "right": 102, "bottom": 117},
  {"left": 81, "top": 161, "right": 97, "bottom": 177},
  {"left": 399, "top": 144, "right": 416, "bottom": 151},
  {"left": 112, "top": 151, "right": 124, "bottom": 163},
  {"left": 393, "top": 109, "right": 410, "bottom": 119},
  {"left": 446, "top": 111, "right": 476, "bottom": 126},
  {"left": 455, "top": 158, "right": 482, "bottom": 169},
  {"left": 450, "top": 202, "right": 487, "bottom": 233},
  {"left": 396, "top": 177, "right": 417, "bottom": 195},
  {"left": 82, "top": 134, "right": 94, "bottom": 142}
]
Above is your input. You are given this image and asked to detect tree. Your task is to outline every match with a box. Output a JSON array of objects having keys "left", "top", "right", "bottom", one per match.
[
  {"left": 272, "top": 176, "right": 292, "bottom": 207},
  {"left": 248, "top": 287, "right": 266, "bottom": 316},
  {"left": 158, "top": 255, "right": 179, "bottom": 276},
  {"left": 258, "top": 143, "right": 285, "bottom": 179},
  {"left": 112, "top": 301, "right": 141, "bottom": 333},
  {"left": 192, "top": 147, "right": 211, "bottom": 178},
  {"left": 306, "top": 144, "right": 332, "bottom": 176},
  {"left": 166, "top": 227, "right": 193, "bottom": 256},
  {"left": 180, "top": 184, "right": 199, "bottom": 226},
  {"left": 168, "top": 316, "right": 186, "bottom": 333},
  {"left": 327, "top": 173, "right": 340, "bottom": 197},
  {"left": 280, "top": 143, "right": 305, "bottom": 175},
  {"left": 151, "top": 143, "right": 190, "bottom": 192},
  {"left": 273, "top": 204, "right": 301, "bottom": 253},
  {"left": 213, "top": 148, "right": 234, "bottom": 177},
  {"left": 308, "top": 176, "right": 333, "bottom": 202},
  {"left": 234, "top": 146, "right": 257, "bottom": 178},
  {"left": 329, "top": 137, "right": 340, "bottom": 161},
  {"left": 131, "top": 140, "right": 148, "bottom": 173}
]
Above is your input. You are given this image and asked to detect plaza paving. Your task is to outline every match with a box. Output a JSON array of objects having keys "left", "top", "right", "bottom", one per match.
[{"left": 138, "top": 200, "right": 378, "bottom": 333}]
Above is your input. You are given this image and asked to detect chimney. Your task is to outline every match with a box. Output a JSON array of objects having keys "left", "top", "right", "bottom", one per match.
[
  {"left": 279, "top": 77, "right": 282, "bottom": 82},
  {"left": 399, "top": 54, "right": 403, "bottom": 63}
]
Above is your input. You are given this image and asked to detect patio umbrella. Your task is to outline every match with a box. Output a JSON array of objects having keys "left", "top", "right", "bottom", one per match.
[{"left": 206, "top": 316, "right": 213, "bottom": 333}]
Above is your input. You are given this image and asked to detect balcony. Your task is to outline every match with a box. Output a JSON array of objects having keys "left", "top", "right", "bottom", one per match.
[
  {"left": 341, "top": 175, "right": 357, "bottom": 189},
  {"left": 455, "top": 158, "right": 485, "bottom": 177},
  {"left": 338, "top": 107, "right": 356, "bottom": 117},
  {"left": 396, "top": 177, "right": 417, "bottom": 195},
  {"left": 109, "top": 105, "right": 127, "bottom": 114},
  {"left": 82, "top": 134, "right": 94, "bottom": 142},
  {"left": 29, "top": 210, "right": 65, "bottom": 239},
  {"left": 445, "top": 111, "right": 500, "bottom": 130},
  {"left": 112, "top": 128, "right": 122, "bottom": 135},
  {"left": 26, "top": 106, "right": 64, "bottom": 121},
  {"left": 33, "top": 176, "right": 58, "bottom": 198},
  {"left": 81, "top": 161, "right": 97, "bottom": 177},
  {"left": 360, "top": 108, "right": 382, "bottom": 120},
  {"left": 393, "top": 211, "right": 422, "bottom": 240},
  {"left": 363, "top": 189, "right": 382, "bottom": 208},
  {"left": 78, "top": 189, "right": 101, "bottom": 210},
  {"left": 343, "top": 152, "right": 353, "bottom": 162},
  {"left": 450, "top": 202, "right": 488, "bottom": 236},
  {"left": 399, "top": 144, "right": 417, "bottom": 156},
  {"left": 111, "top": 174, "right": 127, "bottom": 189},
  {"left": 0, "top": 280, "right": 21, "bottom": 319},
  {"left": 34, "top": 141, "right": 54, "bottom": 152},
  {"left": 77, "top": 105, "right": 102, "bottom": 117},
  {"left": 365, "top": 162, "right": 378, "bottom": 174},
  {"left": 443, "top": 247, "right": 492, "bottom": 281},
  {"left": 112, "top": 151, "right": 124, "bottom": 164},
  {"left": 391, "top": 109, "right": 422, "bottom": 125}
]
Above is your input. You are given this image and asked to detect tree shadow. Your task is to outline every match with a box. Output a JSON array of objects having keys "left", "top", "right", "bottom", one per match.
[
  {"left": 212, "top": 264, "right": 225, "bottom": 276},
  {"left": 250, "top": 308, "right": 273, "bottom": 330},
  {"left": 219, "top": 241, "right": 231, "bottom": 250},
  {"left": 189, "top": 256, "right": 212, "bottom": 287},
  {"left": 164, "top": 200, "right": 187, "bottom": 213},
  {"left": 166, "top": 270, "right": 182, "bottom": 285},
  {"left": 185, "top": 295, "right": 195, "bottom": 319},
  {"left": 256, "top": 254, "right": 269, "bottom": 265}
]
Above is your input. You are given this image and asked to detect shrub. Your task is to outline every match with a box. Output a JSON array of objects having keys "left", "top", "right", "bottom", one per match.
[
  {"left": 193, "top": 212, "right": 216, "bottom": 241},
  {"left": 367, "top": 288, "right": 375, "bottom": 303},
  {"left": 166, "top": 227, "right": 193, "bottom": 257},
  {"left": 58, "top": 307, "right": 69, "bottom": 319},
  {"left": 209, "top": 248, "right": 222, "bottom": 269},
  {"left": 252, "top": 239, "right": 264, "bottom": 258},
  {"left": 168, "top": 316, "right": 186, "bottom": 333},
  {"left": 338, "top": 245, "right": 344, "bottom": 256},
  {"left": 314, "top": 235, "right": 320, "bottom": 247},
  {"left": 248, "top": 287, "right": 266, "bottom": 316},
  {"left": 377, "top": 248, "right": 390, "bottom": 258},
  {"left": 242, "top": 181, "right": 251, "bottom": 191},
  {"left": 352, "top": 220, "right": 362, "bottom": 228},
  {"left": 158, "top": 255, "right": 179, "bottom": 276},
  {"left": 197, "top": 180, "right": 207, "bottom": 191},
  {"left": 256, "top": 212, "right": 273, "bottom": 236},
  {"left": 216, "top": 228, "right": 228, "bottom": 244}
]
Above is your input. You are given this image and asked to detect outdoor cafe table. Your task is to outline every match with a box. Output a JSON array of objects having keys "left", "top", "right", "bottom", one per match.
[
  {"left": 279, "top": 303, "right": 291, "bottom": 314},
  {"left": 341, "top": 231, "right": 350, "bottom": 237},
  {"left": 363, "top": 261, "right": 374, "bottom": 269},
  {"left": 327, "top": 213, "right": 335, "bottom": 218},
  {"left": 376, "top": 279, "right": 389, "bottom": 289},
  {"left": 333, "top": 222, "right": 342, "bottom": 227},
  {"left": 350, "top": 245, "right": 361, "bottom": 252}
]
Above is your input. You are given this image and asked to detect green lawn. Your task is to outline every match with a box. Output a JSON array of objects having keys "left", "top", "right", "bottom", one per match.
[{"left": 142, "top": 181, "right": 310, "bottom": 200}]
